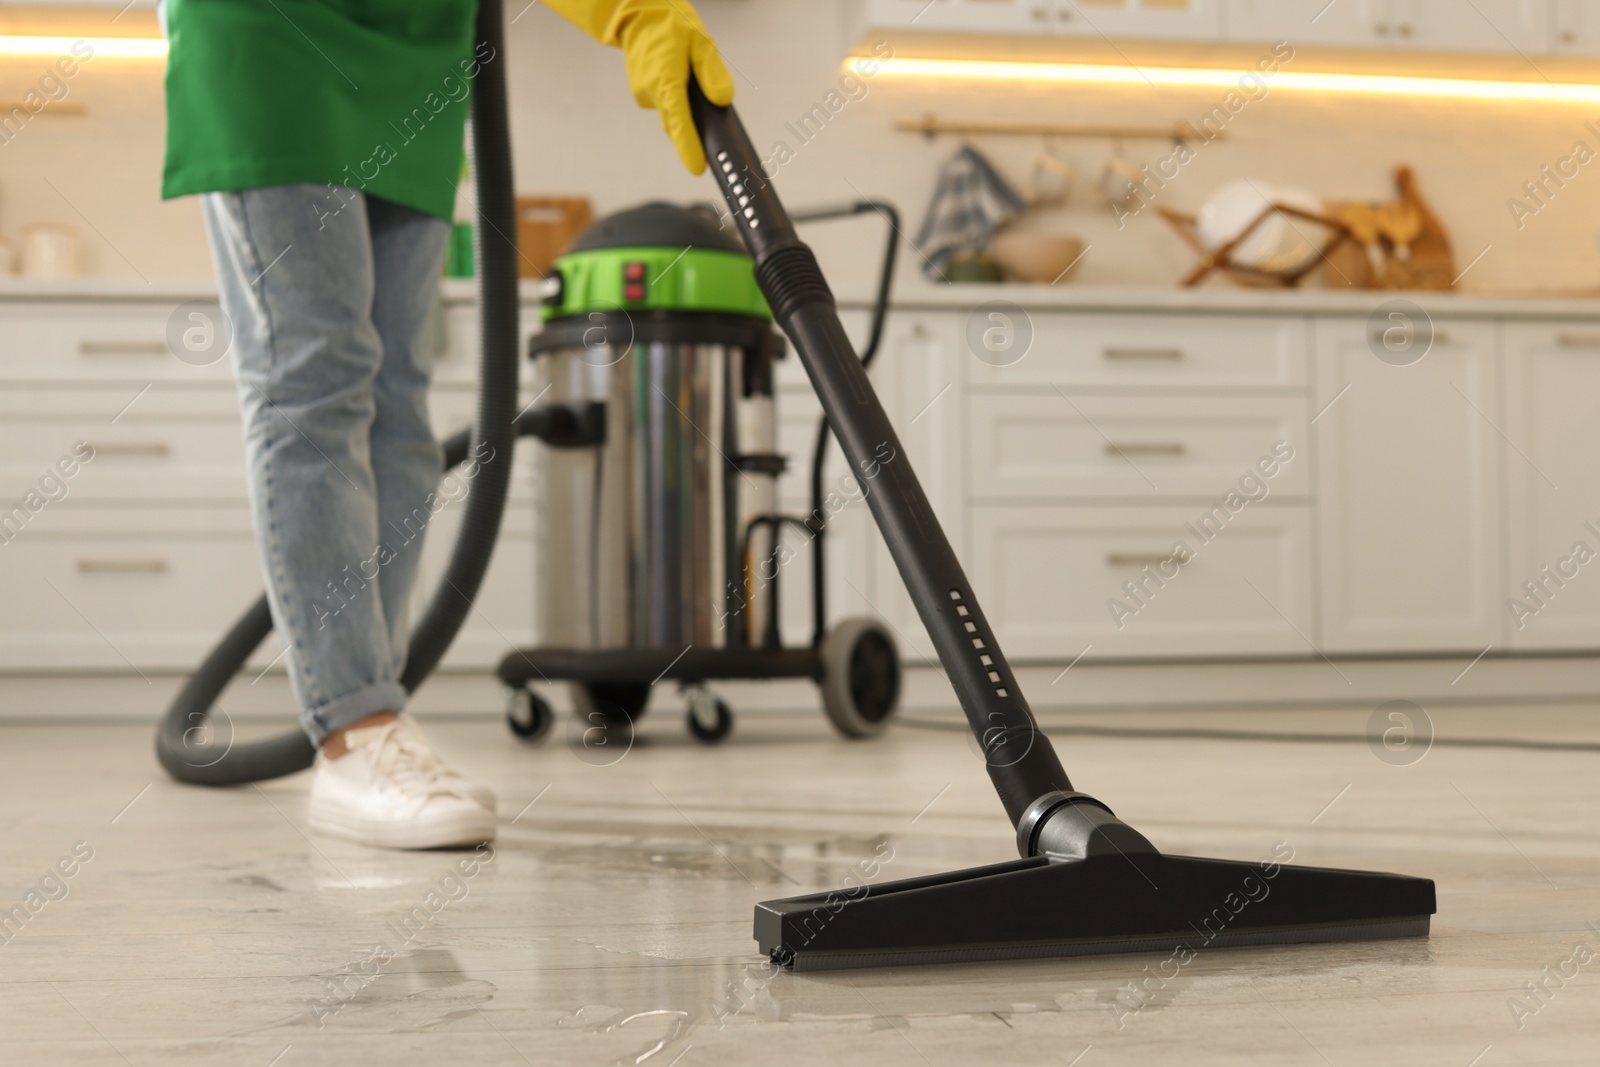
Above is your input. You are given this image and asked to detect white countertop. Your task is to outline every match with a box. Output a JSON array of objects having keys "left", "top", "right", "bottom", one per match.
[{"left": 5, "top": 275, "right": 1600, "bottom": 319}]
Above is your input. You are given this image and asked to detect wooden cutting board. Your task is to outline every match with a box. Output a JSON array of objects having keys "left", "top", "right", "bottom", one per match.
[{"left": 515, "top": 196, "right": 594, "bottom": 279}]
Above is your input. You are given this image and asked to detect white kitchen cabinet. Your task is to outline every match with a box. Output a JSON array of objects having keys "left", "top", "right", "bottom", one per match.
[
  {"left": 1313, "top": 317, "right": 1504, "bottom": 653},
  {"left": 969, "top": 504, "right": 1315, "bottom": 658},
  {"left": 1223, "top": 0, "right": 1383, "bottom": 47},
  {"left": 1502, "top": 322, "right": 1600, "bottom": 650},
  {"left": 0, "top": 509, "right": 265, "bottom": 671},
  {"left": 967, "top": 393, "right": 1310, "bottom": 500},
  {"left": 1391, "top": 0, "right": 1549, "bottom": 53},
  {"left": 1222, "top": 0, "right": 1546, "bottom": 51},
  {"left": 862, "top": 0, "right": 1221, "bottom": 39},
  {"left": 968, "top": 310, "right": 1308, "bottom": 391},
  {"left": 1553, "top": 0, "right": 1600, "bottom": 54},
  {"left": 1055, "top": 0, "right": 1222, "bottom": 41},
  {"left": 861, "top": 0, "right": 1049, "bottom": 33}
]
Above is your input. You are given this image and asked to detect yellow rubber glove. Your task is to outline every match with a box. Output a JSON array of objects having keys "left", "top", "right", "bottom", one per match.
[{"left": 544, "top": 0, "right": 735, "bottom": 174}]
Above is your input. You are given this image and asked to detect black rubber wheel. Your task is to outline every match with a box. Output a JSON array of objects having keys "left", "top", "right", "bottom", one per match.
[
  {"left": 506, "top": 686, "right": 553, "bottom": 743},
  {"left": 571, "top": 682, "right": 651, "bottom": 728},
  {"left": 686, "top": 698, "right": 734, "bottom": 744},
  {"left": 820, "top": 617, "right": 901, "bottom": 739}
]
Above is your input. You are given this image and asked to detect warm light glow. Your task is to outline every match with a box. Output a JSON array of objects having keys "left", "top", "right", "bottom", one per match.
[
  {"left": 848, "top": 55, "right": 1600, "bottom": 105},
  {"left": 0, "top": 35, "right": 167, "bottom": 60}
]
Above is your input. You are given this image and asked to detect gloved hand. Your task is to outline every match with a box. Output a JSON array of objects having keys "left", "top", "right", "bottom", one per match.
[{"left": 544, "top": 0, "right": 735, "bottom": 174}]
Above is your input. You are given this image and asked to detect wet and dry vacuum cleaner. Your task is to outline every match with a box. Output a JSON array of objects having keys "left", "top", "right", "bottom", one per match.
[
  {"left": 157, "top": 0, "right": 1436, "bottom": 971},
  {"left": 498, "top": 194, "right": 904, "bottom": 746}
]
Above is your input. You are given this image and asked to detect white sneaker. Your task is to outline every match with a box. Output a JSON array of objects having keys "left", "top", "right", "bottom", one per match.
[
  {"left": 395, "top": 715, "right": 496, "bottom": 813},
  {"left": 308, "top": 719, "right": 496, "bottom": 850}
]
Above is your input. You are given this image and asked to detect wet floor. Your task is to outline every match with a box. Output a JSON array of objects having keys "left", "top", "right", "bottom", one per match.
[{"left": 2, "top": 704, "right": 1598, "bottom": 1065}]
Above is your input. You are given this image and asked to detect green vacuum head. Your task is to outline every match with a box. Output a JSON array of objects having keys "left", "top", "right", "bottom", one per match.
[{"left": 543, "top": 201, "right": 771, "bottom": 321}]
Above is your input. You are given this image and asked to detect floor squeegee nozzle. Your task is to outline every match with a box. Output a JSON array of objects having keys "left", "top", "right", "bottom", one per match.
[{"left": 756, "top": 850, "right": 1437, "bottom": 973}]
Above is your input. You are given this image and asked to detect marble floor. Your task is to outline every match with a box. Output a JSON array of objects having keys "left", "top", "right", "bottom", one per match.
[{"left": 2, "top": 699, "right": 1599, "bottom": 1066}]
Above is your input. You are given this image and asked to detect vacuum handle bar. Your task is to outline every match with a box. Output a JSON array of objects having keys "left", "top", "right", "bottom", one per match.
[{"left": 688, "top": 80, "right": 1074, "bottom": 827}]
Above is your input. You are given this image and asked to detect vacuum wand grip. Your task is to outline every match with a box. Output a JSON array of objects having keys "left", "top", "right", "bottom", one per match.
[{"left": 688, "top": 82, "right": 1075, "bottom": 828}]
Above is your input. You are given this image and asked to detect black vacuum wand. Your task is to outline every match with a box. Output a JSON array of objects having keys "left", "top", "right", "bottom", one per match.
[{"left": 688, "top": 82, "right": 1436, "bottom": 971}]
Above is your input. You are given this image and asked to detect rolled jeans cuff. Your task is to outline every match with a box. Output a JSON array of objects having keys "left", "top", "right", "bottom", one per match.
[{"left": 302, "top": 681, "right": 409, "bottom": 745}]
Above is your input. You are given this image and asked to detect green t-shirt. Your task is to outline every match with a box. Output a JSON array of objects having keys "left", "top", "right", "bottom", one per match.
[{"left": 162, "top": 0, "right": 480, "bottom": 220}]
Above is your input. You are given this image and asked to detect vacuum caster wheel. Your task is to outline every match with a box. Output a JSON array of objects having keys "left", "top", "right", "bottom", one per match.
[
  {"left": 571, "top": 683, "right": 651, "bottom": 729},
  {"left": 820, "top": 616, "right": 901, "bottom": 739},
  {"left": 506, "top": 685, "right": 553, "bottom": 743},
  {"left": 684, "top": 686, "right": 733, "bottom": 744}
]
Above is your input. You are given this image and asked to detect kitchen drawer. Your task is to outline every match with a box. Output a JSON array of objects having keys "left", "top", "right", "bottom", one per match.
[
  {"left": 0, "top": 387, "right": 508, "bottom": 503},
  {"left": 969, "top": 505, "right": 1314, "bottom": 659},
  {"left": 968, "top": 394, "right": 1308, "bottom": 500},
  {"left": 0, "top": 508, "right": 266, "bottom": 670},
  {"left": 0, "top": 304, "right": 234, "bottom": 385},
  {"left": 966, "top": 312, "right": 1308, "bottom": 391},
  {"left": 0, "top": 389, "right": 247, "bottom": 501}
]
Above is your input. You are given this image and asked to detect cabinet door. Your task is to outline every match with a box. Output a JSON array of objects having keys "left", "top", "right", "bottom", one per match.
[
  {"left": 1057, "top": 0, "right": 1222, "bottom": 41},
  {"left": 1391, "top": 0, "right": 1549, "bottom": 53},
  {"left": 1313, "top": 317, "right": 1504, "bottom": 653},
  {"left": 1503, "top": 324, "right": 1600, "bottom": 649},
  {"left": 1222, "top": 0, "right": 1387, "bottom": 48},
  {"left": 967, "top": 393, "right": 1311, "bottom": 501},
  {"left": 863, "top": 0, "right": 1049, "bottom": 32},
  {"left": 970, "top": 505, "right": 1315, "bottom": 658},
  {"left": 1554, "top": 0, "right": 1600, "bottom": 55}
]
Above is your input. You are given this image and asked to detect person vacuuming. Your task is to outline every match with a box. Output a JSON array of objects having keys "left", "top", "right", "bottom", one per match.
[{"left": 159, "top": 0, "right": 735, "bottom": 849}]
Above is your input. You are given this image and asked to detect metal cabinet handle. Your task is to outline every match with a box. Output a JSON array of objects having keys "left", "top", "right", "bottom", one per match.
[
  {"left": 1103, "top": 347, "right": 1182, "bottom": 361},
  {"left": 76, "top": 559, "right": 168, "bottom": 573},
  {"left": 1106, "top": 442, "right": 1186, "bottom": 456},
  {"left": 78, "top": 340, "right": 168, "bottom": 356},
  {"left": 1557, "top": 333, "right": 1600, "bottom": 348},
  {"left": 82, "top": 441, "right": 170, "bottom": 456},
  {"left": 1106, "top": 552, "right": 1181, "bottom": 567}
]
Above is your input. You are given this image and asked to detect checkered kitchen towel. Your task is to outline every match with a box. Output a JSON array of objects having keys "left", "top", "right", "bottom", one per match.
[{"left": 913, "top": 145, "right": 1027, "bottom": 280}]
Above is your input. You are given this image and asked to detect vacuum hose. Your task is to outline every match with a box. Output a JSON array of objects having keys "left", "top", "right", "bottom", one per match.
[{"left": 156, "top": 0, "right": 520, "bottom": 785}]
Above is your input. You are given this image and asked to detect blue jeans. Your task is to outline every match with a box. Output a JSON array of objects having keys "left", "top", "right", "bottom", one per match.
[{"left": 203, "top": 185, "right": 449, "bottom": 744}]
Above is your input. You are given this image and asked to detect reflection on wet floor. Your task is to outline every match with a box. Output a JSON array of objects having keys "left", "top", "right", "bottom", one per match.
[{"left": 3, "top": 709, "right": 1598, "bottom": 1064}]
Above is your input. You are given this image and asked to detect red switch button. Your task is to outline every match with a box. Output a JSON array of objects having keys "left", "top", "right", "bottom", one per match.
[
  {"left": 624, "top": 282, "right": 645, "bottom": 301},
  {"left": 624, "top": 261, "right": 646, "bottom": 282}
]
